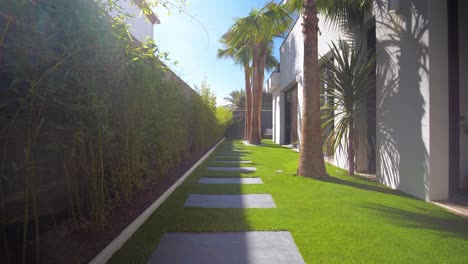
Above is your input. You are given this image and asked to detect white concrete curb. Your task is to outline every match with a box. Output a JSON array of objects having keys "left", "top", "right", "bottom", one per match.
[
  {"left": 89, "top": 138, "right": 225, "bottom": 264},
  {"left": 431, "top": 201, "right": 468, "bottom": 218}
]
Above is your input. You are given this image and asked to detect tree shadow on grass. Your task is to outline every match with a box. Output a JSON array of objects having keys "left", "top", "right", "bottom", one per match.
[
  {"left": 361, "top": 203, "right": 468, "bottom": 239},
  {"left": 259, "top": 141, "right": 290, "bottom": 149},
  {"left": 322, "top": 175, "right": 414, "bottom": 199}
]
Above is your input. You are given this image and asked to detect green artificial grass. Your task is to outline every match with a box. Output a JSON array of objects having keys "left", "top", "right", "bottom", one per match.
[{"left": 109, "top": 139, "right": 468, "bottom": 264}]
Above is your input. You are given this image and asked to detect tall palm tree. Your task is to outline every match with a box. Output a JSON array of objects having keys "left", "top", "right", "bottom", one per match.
[
  {"left": 217, "top": 44, "right": 252, "bottom": 141},
  {"left": 224, "top": 3, "right": 291, "bottom": 144},
  {"left": 321, "top": 41, "right": 375, "bottom": 175},
  {"left": 218, "top": 43, "right": 278, "bottom": 141},
  {"left": 284, "top": 0, "right": 373, "bottom": 179},
  {"left": 285, "top": 0, "right": 327, "bottom": 178}
]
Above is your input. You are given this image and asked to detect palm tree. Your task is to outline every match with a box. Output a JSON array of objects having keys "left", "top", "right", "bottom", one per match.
[
  {"left": 218, "top": 41, "right": 278, "bottom": 141},
  {"left": 217, "top": 44, "right": 252, "bottom": 141},
  {"left": 284, "top": 0, "right": 373, "bottom": 178},
  {"left": 320, "top": 0, "right": 373, "bottom": 33},
  {"left": 223, "top": 89, "right": 246, "bottom": 110},
  {"left": 224, "top": 3, "right": 291, "bottom": 144},
  {"left": 285, "top": 0, "right": 327, "bottom": 178},
  {"left": 223, "top": 90, "right": 273, "bottom": 111},
  {"left": 321, "top": 41, "right": 375, "bottom": 175}
]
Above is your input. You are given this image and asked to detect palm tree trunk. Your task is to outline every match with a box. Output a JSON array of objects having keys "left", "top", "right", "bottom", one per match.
[
  {"left": 249, "top": 46, "right": 265, "bottom": 145},
  {"left": 244, "top": 65, "right": 252, "bottom": 141},
  {"left": 348, "top": 118, "right": 355, "bottom": 175},
  {"left": 298, "top": 0, "right": 327, "bottom": 178}
]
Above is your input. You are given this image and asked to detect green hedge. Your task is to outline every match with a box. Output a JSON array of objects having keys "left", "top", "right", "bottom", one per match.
[{"left": 0, "top": 0, "right": 231, "bottom": 251}]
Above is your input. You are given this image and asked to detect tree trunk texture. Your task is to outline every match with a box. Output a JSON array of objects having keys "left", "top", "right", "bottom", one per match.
[
  {"left": 297, "top": 0, "right": 327, "bottom": 178},
  {"left": 249, "top": 46, "right": 266, "bottom": 145},
  {"left": 244, "top": 65, "right": 252, "bottom": 142},
  {"left": 348, "top": 119, "right": 355, "bottom": 175}
]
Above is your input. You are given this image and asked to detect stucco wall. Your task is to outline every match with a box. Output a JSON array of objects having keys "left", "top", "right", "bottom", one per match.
[
  {"left": 279, "top": 16, "right": 342, "bottom": 92},
  {"left": 112, "top": 0, "right": 154, "bottom": 42},
  {"left": 272, "top": 92, "right": 285, "bottom": 144},
  {"left": 279, "top": 18, "right": 303, "bottom": 92},
  {"left": 375, "top": 0, "right": 450, "bottom": 201}
]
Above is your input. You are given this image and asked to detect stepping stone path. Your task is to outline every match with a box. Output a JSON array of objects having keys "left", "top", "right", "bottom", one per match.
[
  {"left": 216, "top": 152, "right": 248, "bottom": 156},
  {"left": 150, "top": 143, "right": 305, "bottom": 263},
  {"left": 199, "top": 177, "right": 262, "bottom": 184},
  {"left": 219, "top": 148, "right": 246, "bottom": 151},
  {"left": 215, "top": 155, "right": 248, "bottom": 159},
  {"left": 207, "top": 166, "right": 256, "bottom": 172}
]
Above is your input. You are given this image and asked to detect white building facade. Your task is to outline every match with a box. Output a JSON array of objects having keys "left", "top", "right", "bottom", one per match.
[
  {"left": 111, "top": 0, "right": 159, "bottom": 42},
  {"left": 267, "top": 0, "right": 468, "bottom": 202}
]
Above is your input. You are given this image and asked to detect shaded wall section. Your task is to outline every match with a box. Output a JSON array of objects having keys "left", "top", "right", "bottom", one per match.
[
  {"left": 459, "top": 0, "right": 468, "bottom": 191},
  {"left": 375, "top": 0, "right": 450, "bottom": 201}
]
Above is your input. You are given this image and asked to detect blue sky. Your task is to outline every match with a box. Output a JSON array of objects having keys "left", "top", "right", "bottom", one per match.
[{"left": 153, "top": 0, "right": 283, "bottom": 105}]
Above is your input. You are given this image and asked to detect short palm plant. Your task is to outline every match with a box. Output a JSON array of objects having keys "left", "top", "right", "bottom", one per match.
[{"left": 320, "top": 40, "right": 375, "bottom": 175}]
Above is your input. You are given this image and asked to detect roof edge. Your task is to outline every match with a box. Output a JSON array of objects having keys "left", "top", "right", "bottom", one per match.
[{"left": 131, "top": 0, "right": 160, "bottom": 24}]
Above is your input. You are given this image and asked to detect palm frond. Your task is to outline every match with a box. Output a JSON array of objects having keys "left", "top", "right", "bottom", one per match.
[
  {"left": 320, "top": 40, "right": 375, "bottom": 157},
  {"left": 319, "top": 0, "right": 373, "bottom": 31}
]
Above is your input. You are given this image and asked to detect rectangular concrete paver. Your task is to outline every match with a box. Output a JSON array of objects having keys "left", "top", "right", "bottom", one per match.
[
  {"left": 220, "top": 148, "right": 246, "bottom": 151},
  {"left": 149, "top": 232, "right": 305, "bottom": 264},
  {"left": 219, "top": 149, "right": 248, "bottom": 152},
  {"left": 215, "top": 155, "right": 247, "bottom": 159},
  {"left": 184, "top": 194, "right": 276, "bottom": 208},
  {"left": 199, "top": 177, "right": 263, "bottom": 184},
  {"left": 217, "top": 152, "right": 248, "bottom": 155},
  {"left": 212, "top": 160, "right": 252, "bottom": 164},
  {"left": 207, "top": 167, "right": 256, "bottom": 172}
]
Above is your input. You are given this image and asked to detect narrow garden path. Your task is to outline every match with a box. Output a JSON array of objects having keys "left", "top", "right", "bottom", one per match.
[
  {"left": 149, "top": 143, "right": 304, "bottom": 263},
  {"left": 109, "top": 140, "right": 468, "bottom": 264}
]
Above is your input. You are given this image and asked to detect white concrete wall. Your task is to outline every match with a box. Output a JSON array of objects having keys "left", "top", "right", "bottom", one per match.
[
  {"left": 275, "top": 17, "right": 302, "bottom": 145},
  {"left": 459, "top": 0, "right": 468, "bottom": 190},
  {"left": 272, "top": 95, "right": 276, "bottom": 142},
  {"left": 375, "top": 0, "right": 450, "bottom": 201},
  {"left": 296, "top": 79, "right": 303, "bottom": 148},
  {"left": 279, "top": 18, "right": 303, "bottom": 92},
  {"left": 279, "top": 16, "right": 342, "bottom": 91},
  {"left": 272, "top": 91, "right": 285, "bottom": 144},
  {"left": 112, "top": 0, "right": 154, "bottom": 42}
]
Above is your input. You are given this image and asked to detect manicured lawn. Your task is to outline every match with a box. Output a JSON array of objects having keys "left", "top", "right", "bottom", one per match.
[{"left": 109, "top": 139, "right": 468, "bottom": 264}]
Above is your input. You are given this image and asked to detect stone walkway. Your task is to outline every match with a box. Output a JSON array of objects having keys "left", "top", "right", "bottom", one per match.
[
  {"left": 212, "top": 160, "right": 253, "bottom": 163},
  {"left": 207, "top": 166, "right": 257, "bottom": 172},
  {"left": 199, "top": 177, "right": 262, "bottom": 184},
  {"left": 215, "top": 155, "right": 247, "bottom": 159},
  {"left": 149, "top": 142, "right": 305, "bottom": 263}
]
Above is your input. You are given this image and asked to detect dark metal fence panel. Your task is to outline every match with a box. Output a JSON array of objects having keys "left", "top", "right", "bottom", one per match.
[{"left": 226, "top": 110, "right": 272, "bottom": 139}]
